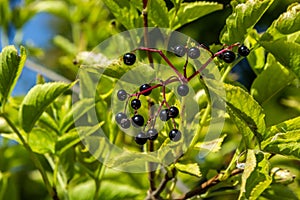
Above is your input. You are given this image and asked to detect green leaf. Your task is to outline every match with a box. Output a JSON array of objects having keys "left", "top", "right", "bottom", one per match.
[
  {"left": 261, "top": 3, "right": 300, "bottom": 41},
  {"left": 147, "top": 0, "right": 169, "bottom": 27},
  {"left": 251, "top": 54, "right": 295, "bottom": 104},
  {"left": 28, "top": 128, "right": 56, "bottom": 154},
  {"left": 220, "top": 0, "right": 274, "bottom": 44},
  {"left": 59, "top": 98, "right": 95, "bottom": 133},
  {"left": 238, "top": 150, "right": 272, "bottom": 200},
  {"left": 206, "top": 79, "right": 266, "bottom": 141},
  {"left": 169, "top": 2, "right": 223, "bottom": 30},
  {"left": 38, "top": 112, "right": 60, "bottom": 134},
  {"left": 56, "top": 124, "right": 103, "bottom": 155},
  {"left": 19, "top": 82, "right": 75, "bottom": 132},
  {"left": 266, "top": 116, "right": 300, "bottom": 138},
  {"left": 0, "top": 46, "right": 26, "bottom": 105},
  {"left": 102, "top": 0, "right": 142, "bottom": 29},
  {"left": 175, "top": 163, "right": 202, "bottom": 178},
  {"left": 259, "top": 38, "right": 300, "bottom": 79},
  {"left": 262, "top": 130, "right": 300, "bottom": 159}
]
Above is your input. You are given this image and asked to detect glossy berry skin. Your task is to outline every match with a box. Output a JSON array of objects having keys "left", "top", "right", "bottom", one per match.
[
  {"left": 135, "top": 132, "right": 148, "bottom": 145},
  {"left": 131, "top": 114, "right": 144, "bottom": 127},
  {"left": 139, "top": 84, "right": 152, "bottom": 96},
  {"left": 117, "top": 89, "right": 127, "bottom": 101},
  {"left": 159, "top": 109, "right": 170, "bottom": 121},
  {"left": 131, "top": 99, "right": 141, "bottom": 110},
  {"left": 169, "top": 129, "right": 181, "bottom": 142},
  {"left": 147, "top": 128, "right": 158, "bottom": 140},
  {"left": 238, "top": 45, "right": 250, "bottom": 57},
  {"left": 188, "top": 47, "right": 200, "bottom": 59},
  {"left": 115, "top": 112, "right": 127, "bottom": 124},
  {"left": 177, "top": 84, "right": 189, "bottom": 96},
  {"left": 222, "top": 51, "right": 236, "bottom": 63},
  {"left": 123, "top": 53, "right": 136, "bottom": 65},
  {"left": 120, "top": 118, "right": 131, "bottom": 129},
  {"left": 169, "top": 106, "right": 179, "bottom": 118},
  {"left": 173, "top": 45, "right": 186, "bottom": 57}
]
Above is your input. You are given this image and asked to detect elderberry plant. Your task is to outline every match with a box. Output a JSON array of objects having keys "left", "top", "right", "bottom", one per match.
[{"left": 0, "top": 0, "right": 299, "bottom": 200}]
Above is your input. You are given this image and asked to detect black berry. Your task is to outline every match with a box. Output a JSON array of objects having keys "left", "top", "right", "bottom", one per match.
[
  {"left": 131, "top": 114, "right": 144, "bottom": 127},
  {"left": 135, "top": 132, "right": 148, "bottom": 145},
  {"left": 169, "top": 129, "right": 181, "bottom": 142},
  {"left": 120, "top": 118, "right": 131, "bottom": 129},
  {"left": 177, "top": 84, "right": 189, "bottom": 96},
  {"left": 169, "top": 106, "right": 179, "bottom": 118},
  {"left": 131, "top": 99, "right": 141, "bottom": 110},
  {"left": 238, "top": 45, "right": 250, "bottom": 57},
  {"left": 147, "top": 128, "right": 158, "bottom": 140},
  {"left": 222, "top": 51, "right": 236, "bottom": 63},
  {"left": 173, "top": 45, "right": 186, "bottom": 57},
  {"left": 139, "top": 84, "right": 152, "bottom": 96},
  {"left": 117, "top": 89, "right": 127, "bottom": 101},
  {"left": 115, "top": 112, "right": 127, "bottom": 124},
  {"left": 159, "top": 109, "right": 170, "bottom": 121},
  {"left": 123, "top": 53, "right": 136, "bottom": 65},
  {"left": 188, "top": 47, "right": 200, "bottom": 59}
]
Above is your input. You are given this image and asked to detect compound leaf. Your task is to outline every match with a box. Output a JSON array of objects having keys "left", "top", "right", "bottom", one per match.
[
  {"left": 169, "top": 1, "right": 223, "bottom": 30},
  {"left": 19, "top": 82, "right": 75, "bottom": 132},
  {"left": 220, "top": 0, "right": 274, "bottom": 44},
  {"left": 0, "top": 46, "right": 26, "bottom": 105}
]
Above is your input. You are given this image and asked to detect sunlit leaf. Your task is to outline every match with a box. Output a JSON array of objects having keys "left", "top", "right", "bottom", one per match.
[
  {"left": 220, "top": 0, "right": 274, "bottom": 44},
  {"left": 0, "top": 46, "right": 26, "bottom": 105},
  {"left": 175, "top": 163, "right": 202, "bottom": 178},
  {"left": 28, "top": 128, "right": 56, "bottom": 154},
  {"left": 19, "top": 82, "right": 75, "bottom": 132},
  {"left": 238, "top": 150, "right": 272, "bottom": 200},
  {"left": 262, "top": 130, "right": 300, "bottom": 159},
  {"left": 169, "top": 2, "right": 223, "bottom": 30},
  {"left": 148, "top": 0, "right": 169, "bottom": 27}
]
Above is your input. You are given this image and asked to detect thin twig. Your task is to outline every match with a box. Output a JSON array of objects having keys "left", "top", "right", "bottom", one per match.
[
  {"left": 178, "top": 168, "right": 243, "bottom": 200},
  {"left": 142, "top": 0, "right": 153, "bottom": 68}
]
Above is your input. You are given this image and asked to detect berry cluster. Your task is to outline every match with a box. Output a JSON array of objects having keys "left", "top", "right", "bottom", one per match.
[{"left": 116, "top": 43, "right": 250, "bottom": 145}]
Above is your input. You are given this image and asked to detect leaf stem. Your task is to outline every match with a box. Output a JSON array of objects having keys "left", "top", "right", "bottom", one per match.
[{"left": 0, "top": 114, "right": 59, "bottom": 200}]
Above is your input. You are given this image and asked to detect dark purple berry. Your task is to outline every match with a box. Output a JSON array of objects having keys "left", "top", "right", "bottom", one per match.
[
  {"left": 117, "top": 89, "right": 127, "bottom": 101},
  {"left": 222, "top": 51, "right": 236, "bottom": 63},
  {"left": 188, "top": 47, "right": 200, "bottom": 59},
  {"left": 159, "top": 109, "right": 170, "bottom": 121},
  {"left": 120, "top": 118, "right": 131, "bottom": 129},
  {"left": 131, "top": 114, "right": 144, "bottom": 127},
  {"left": 177, "top": 84, "right": 189, "bottom": 96},
  {"left": 115, "top": 112, "right": 127, "bottom": 124},
  {"left": 123, "top": 53, "right": 136, "bottom": 65},
  {"left": 131, "top": 99, "right": 141, "bottom": 110},
  {"left": 135, "top": 132, "right": 148, "bottom": 145},
  {"left": 139, "top": 84, "right": 152, "bottom": 96},
  {"left": 238, "top": 45, "right": 250, "bottom": 57},
  {"left": 173, "top": 45, "right": 186, "bottom": 57},
  {"left": 147, "top": 128, "right": 158, "bottom": 140},
  {"left": 169, "top": 106, "right": 179, "bottom": 118},
  {"left": 169, "top": 129, "right": 181, "bottom": 142}
]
